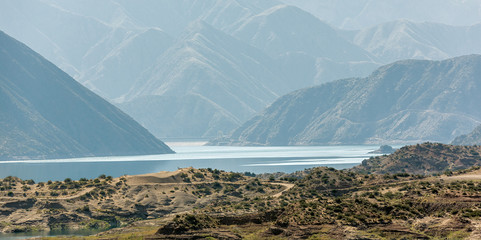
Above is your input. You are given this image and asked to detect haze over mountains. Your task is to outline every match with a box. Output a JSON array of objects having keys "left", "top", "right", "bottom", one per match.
[
  {"left": 281, "top": 0, "right": 481, "bottom": 30},
  {"left": 0, "top": 31, "right": 173, "bottom": 160},
  {"left": 118, "top": 21, "right": 281, "bottom": 138},
  {"left": 1, "top": 0, "right": 480, "bottom": 140},
  {"left": 351, "top": 20, "right": 481, "bottom": 63},
  {"left": 213, "top": 55, "right": 481, "bottom": 146}
]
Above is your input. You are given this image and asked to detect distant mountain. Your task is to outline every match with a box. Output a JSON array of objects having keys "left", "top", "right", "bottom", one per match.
[
  {"left": 117, "top": 22, "right": 282, "bottom": 138},
  {"left": 0, "top": 31, "right": 173, "bottom": 160},
  {"left": 352, "top": 20, "right": 481, "bottom": 63},
  {"left": 212, "top": 55, "right": 481, "bottom": 146},
  {"left": 352, "top": 142, "right": 481, "bottom": 175},
  {"left": 232, "top": 5, "right": 379, "bottom": 86},
  {"left": 232, "top": 5, "right": 374, "bottom": 62},
  {"left": 113, "top": 0, "right": 280, "bottom": 36},
  {"left": 452, "top": 125, "right": 481, "bottom": 146},
  {"left": 281, "top": 0, "right": 481, "bottom": 30}
]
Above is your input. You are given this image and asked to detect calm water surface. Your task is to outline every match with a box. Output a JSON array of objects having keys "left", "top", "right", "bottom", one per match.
[{"left": 0, "top": 144, "right": 385, "bottom": 182}]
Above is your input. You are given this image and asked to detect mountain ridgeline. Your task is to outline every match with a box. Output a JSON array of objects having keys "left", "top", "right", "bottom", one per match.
[
  {"left": 0, "top": 31, "right": 173, "bottom": 160},
  {"left": 211, "top": 55, "right": 481, "bottom": 146}
]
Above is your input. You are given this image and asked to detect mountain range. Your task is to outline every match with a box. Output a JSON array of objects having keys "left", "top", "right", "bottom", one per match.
[
  {"left": 1, "top": 0, "right": 481, "bottom": 140},
  {"left": 0, "top": 31, "right": 173, "bottom": 160},
  {"left": 211, "top": 55, "right": 481, "bottom": 146}
]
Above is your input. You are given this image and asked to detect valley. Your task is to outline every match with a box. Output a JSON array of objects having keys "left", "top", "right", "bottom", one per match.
[{"left": 1, "top": 1, "right": 481, "bottom": 239}]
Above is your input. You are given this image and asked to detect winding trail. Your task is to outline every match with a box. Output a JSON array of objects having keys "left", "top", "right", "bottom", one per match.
[{"left": 272, "top": 182, "right": 295, "bottom": 198}]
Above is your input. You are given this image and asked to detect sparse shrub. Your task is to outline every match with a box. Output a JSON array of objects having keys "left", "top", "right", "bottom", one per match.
[{"left": 193, "top": 172, "right": 204, "bottom": 179}]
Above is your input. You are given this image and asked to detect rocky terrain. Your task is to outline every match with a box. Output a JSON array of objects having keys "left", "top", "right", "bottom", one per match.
[
  {"left": 143, "top": 166, "right": 481, "bottom": 239},
  {"left": 38, "top": 165, "right": 481, "bottom": 239},
  {"left": 0, "top": 168, "right": 287, "bottom": 234}
]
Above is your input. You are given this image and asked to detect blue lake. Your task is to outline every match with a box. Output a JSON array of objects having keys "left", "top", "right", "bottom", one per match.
[{"left": 0, "top": 144, "right": 386, "bottom": 182}]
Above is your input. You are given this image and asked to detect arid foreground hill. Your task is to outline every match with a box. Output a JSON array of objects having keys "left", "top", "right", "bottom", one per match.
[
  {"left": 353, "top": 142, "right": 481, "bottom": 175},
  {"left": 3, "top": 143, "right": 481, "bottom": 239}
]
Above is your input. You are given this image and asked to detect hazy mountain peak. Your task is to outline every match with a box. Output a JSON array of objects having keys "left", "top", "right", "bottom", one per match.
[
  {"left": 233, "top": 4, "right": 374, "bottom": 62},
  {"left": 352, "top": 20, "right": 481, "bottom": 62},
  {"left": 281, "top": 0, "right": 481, "bottom": 30}
]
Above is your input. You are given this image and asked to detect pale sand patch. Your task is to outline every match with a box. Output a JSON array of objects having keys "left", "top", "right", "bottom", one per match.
[
  {"left": 442, "top": 168, "right": 481, "bottom": 181},
  {"left": 125, "top": 168, "right": 190, "bottom": 185}
]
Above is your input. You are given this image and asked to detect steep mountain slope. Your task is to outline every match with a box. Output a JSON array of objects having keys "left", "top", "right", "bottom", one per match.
[
  {"left": 0, "top": 31, "right": 173, "bottom": 160},
  {"left": 117, "top": 22, "right": 282, "bottom": 138},
  {"left": 452, "top": 125, "right": 481, "bottom": 146},
  {"left": 352, "top": 20, "right": 481, "bottom": 63},
  {"left": 213, "top": 55, "right": 481, "bottom": 146}
]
